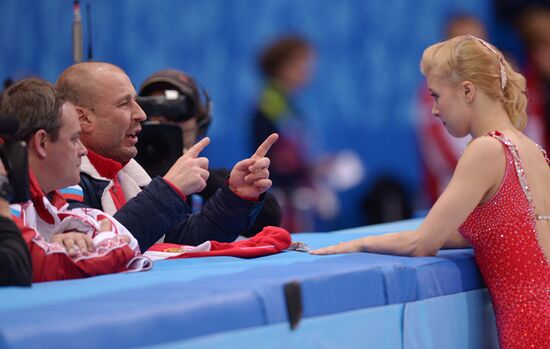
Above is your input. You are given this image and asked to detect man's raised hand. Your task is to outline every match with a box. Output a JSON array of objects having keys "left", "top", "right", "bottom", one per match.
[
  {"left": 163, "top": 137, "right": 211, "bottom": 196},
  {"left": 229, "top": 133, "right": 278, "bottom": 199}
]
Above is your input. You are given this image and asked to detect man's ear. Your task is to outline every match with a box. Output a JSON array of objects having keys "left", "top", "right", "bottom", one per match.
[
  {"left": 461, "top": 81, "right": 475, "bottom": 104},
  {"left": 76, "top": 106, "right": 94, "bottom": 133},
  {"left": 29, "top": 130, "right": 49, "bottom": 159}
]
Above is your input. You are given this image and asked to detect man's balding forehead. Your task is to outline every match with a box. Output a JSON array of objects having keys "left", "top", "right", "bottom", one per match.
[
  {"left": 58, "top": 62, "right": 125, "bottom": 85},
  {"left": 57, "top": 62, "right": 128, "bottom": 106},
  {"left": 66, "top": 61, "right": 123, "bottom": 74}
]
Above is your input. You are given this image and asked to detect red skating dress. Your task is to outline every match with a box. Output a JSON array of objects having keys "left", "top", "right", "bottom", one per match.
[{"left": 459, "top": 131, "right": 550, "bottom": 349}]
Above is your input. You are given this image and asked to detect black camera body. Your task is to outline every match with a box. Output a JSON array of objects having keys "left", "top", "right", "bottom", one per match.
[
  {"left": 136, "top": 95, "right": 197, "bottom": 123},
  {"left": 135, "top": 95, "right": 189, "bottom": 178},
  {"left": 134, "top": 121, "right": 183, "bottom": 178},
  {"left": 0, "top": 115, "right": 29, "bottom": 203},
  {"left": 135, "top": 88, "right": 212, "bottom": 178}
]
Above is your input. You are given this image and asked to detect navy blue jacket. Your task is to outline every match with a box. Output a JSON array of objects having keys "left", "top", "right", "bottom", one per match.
[{"left": 69, "top": 173, "right": 265, "bottom": 252}]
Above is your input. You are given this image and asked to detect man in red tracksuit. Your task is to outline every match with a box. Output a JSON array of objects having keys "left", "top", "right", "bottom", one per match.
[{"left": 0, "top": 78, "right": 151, "bottom": 282}]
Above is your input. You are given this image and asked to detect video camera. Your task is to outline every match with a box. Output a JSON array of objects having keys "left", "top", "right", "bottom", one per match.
[
  {"left": 136, "top": 91, "right": 197, "bottom": 123},
  {"left": 0, "top": 115, "right": 29, "bottom": 203},
  {"left": 134, "top": 92, "right": 190, "bottom": 178},
  {"left": 133, "top": 120, "right": 184, "bottom": 178},
  {"left": 135, "top": 87, "right": 212, "bottom": 178}
]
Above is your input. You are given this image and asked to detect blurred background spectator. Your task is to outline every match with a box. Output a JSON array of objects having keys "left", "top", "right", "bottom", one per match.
[
  {"left": 250, "top": 35, "right": 364, "bottom": 232},
  {"left": 516, "top": 6, "right": 550, "bottom": 150},
  {"left": 251, "top": 35, "right": 317, "bottom": 232}
]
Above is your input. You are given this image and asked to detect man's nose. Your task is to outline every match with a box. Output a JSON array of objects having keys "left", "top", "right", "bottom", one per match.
[
  {"left": 132, "top": 99, "right": 147, "bottom": 121},
  {"left": 431, "top": 104, "right": 439, "bottom": 117},
  {"left": 77, "top": 138, "right": 88, "bottom": 156}
]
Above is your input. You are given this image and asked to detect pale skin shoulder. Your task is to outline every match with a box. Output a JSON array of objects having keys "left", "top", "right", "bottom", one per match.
[{"left": 311, "top": 135, "right": 506, "bottom": 256}]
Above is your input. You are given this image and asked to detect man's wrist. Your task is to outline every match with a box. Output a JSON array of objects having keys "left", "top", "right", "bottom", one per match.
[
  {"left": 228, "top": 185, "right": 259, "bottom": 201},
  {"left": 162, "top": 178, "right": 187, "bottom": 201}
]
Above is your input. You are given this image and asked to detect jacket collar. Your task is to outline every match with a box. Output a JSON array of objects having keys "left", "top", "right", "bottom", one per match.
[
  {"left": 28, "top": 170, "right": 67, "bottom": 224},
  {"left": 86, "top": 149, "right": 125, "bottom": 180},
  {"left": 80, "top": 154, "right": 151, "bottom": 188}
]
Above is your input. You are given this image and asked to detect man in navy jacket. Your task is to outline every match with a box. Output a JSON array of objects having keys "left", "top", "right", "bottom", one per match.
[{"left": 56, "top": 62, "right": 278, "bottom": 252}]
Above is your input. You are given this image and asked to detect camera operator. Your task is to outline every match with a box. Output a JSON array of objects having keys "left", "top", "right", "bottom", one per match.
[
  {"left": 0, "top": 158, "right": 32, "bottom": 286},
  {"left": 137, "top": 69, "right": 282, "bottom": 237}
]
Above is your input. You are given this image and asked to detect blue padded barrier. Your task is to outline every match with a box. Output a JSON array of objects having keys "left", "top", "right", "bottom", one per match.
[
  {"left": 138, "top": 303, "right": 405, "bottom": 349},
  {"left": 0, "top": 219, "right": 490, "bottom": 349},
  {"left": 137, "top": 290, "right": 497, "bottom": 349},
  {"left": 404, "top": 289, "right": 498, "bottom": 349}
]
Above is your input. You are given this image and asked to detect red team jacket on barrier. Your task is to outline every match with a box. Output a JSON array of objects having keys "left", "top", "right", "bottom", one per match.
[{"left": 144, "top": 226, "right": 292, "bottom": 260}]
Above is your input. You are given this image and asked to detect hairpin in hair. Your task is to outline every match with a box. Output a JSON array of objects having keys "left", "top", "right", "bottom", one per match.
[{"left": 466, "top": 35, "right": 507, "bottom": 90}]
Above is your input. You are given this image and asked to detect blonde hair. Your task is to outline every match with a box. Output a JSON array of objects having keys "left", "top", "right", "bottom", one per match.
[{"left": 420, "top": 35, "right": 527, "bottom": 130}]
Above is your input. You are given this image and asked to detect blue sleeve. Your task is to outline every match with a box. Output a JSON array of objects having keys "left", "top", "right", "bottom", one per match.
[
  {"left": 112, "top": 177, "right": 191, "bottom": 252},
  {"left": 70, "top": 175, "right": 265, "bottom": 252},
  {"left": 163, "top": 185, "right": 265, "bottom": 246}
]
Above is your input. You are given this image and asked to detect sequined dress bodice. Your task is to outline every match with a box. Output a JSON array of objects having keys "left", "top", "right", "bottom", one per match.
[{"left": 459, "top": 131, "right": 550, "bottom": 349}]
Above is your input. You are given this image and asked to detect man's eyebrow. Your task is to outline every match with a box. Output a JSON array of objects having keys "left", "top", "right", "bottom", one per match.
[{"left": 115, "top": 94, "right": 133, "bottom": 104}]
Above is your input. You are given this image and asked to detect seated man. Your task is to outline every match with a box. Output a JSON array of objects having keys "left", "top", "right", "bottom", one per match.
[
  {"left": 137, "top": 69, "right": 282, "bottom": 237},
  {"left": 56, "top": 62, "right": 277, "bottom": 252},
  {"left": 0, "top": 78, "right": 150, "bottom": 282}
]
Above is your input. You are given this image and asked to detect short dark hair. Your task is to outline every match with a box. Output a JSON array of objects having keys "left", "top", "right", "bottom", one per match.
[
  {"left": 259, "top": 35, "right": 313, "bottom": 78},
  {"left": 0, "top": 78, "right": 63, "bottom": 142}
]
